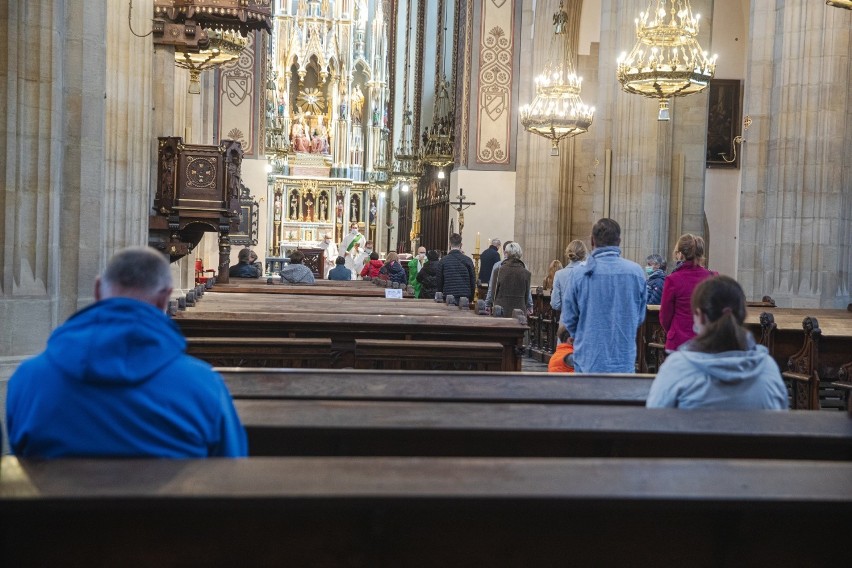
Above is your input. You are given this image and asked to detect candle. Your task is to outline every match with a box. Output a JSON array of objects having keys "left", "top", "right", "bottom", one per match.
[{"left": 475, "top": 232, "right": 481, "bottom": 252}]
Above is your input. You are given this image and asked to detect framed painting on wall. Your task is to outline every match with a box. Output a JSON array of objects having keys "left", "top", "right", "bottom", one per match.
[{"left": 706, "top": 79, "right": 742, "bottom": 169}]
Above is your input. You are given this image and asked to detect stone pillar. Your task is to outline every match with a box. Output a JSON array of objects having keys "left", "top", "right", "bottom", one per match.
[
  {"left": 592, "top": 0, "right": 713, "bottom": 264},
  {"left": 513, "top": 0, "right": 566, "bottom": 282},
  {"left": 1, "top": 0, "right": 107, "bottom": 371},
  {"left": 1, "top": 0, "right": 158, "bottom": 376},
  {"left": 105, "top": 0, "right": 154, "bottom": 251},
  {"left": 738, "top": 0, "right": 851, "bottom": 308}
]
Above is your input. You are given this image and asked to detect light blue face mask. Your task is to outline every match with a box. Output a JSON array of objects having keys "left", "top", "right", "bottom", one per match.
[{"left": 645, "top": 266, "right": 654, "bottom": 275}]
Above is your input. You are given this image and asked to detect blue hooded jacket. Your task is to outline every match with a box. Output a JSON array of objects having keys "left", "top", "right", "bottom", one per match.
[{"left": 6, "top": 298, "right": 248, "bottom": 458}]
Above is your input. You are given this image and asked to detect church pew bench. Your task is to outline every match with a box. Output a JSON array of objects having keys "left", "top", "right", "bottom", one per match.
[
  {"left": 174, "top": 311, "right": 527, "bottom": 371},
  {"left": 189, "top": 291, "right": 475, "bottom": 317},
  {"left": 4, "top": 456, "right": 850, "bottom": 567},
  {"left": 352, "top": 339, "right": 505, "bottom": 371},
  {"left": 187, "top": 337, "right": 335, "bottom": 368},
  {"left": 219, "top": 368, "right": 654, "bottom": 405},
  {"left": 759, "top": 313, "right": 852, "bottom": 410},
  {"left": 211, "top": 281, "right": 413, "bottom": 297},
  {"left": 235, "top": 400, "right": 852, "bottom": 460},
  {"left": 186, "top": 337, "right": 506, "bottom": 371}
]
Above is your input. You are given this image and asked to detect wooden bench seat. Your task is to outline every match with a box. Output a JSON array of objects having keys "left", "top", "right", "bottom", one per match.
[
  {"left": 235, "top": 400, "right": 852, "bottom": 460},
  {"left": 211, "top": 281, "right": 413, "bottom": 297},
  {"left": 175, "top": 311, "right": 527, "bottom": 371},
  {"left": 3, "top": 456, "right": 850, "bottom": 566},
  {"left": 190, "top": 291, "right": 472, "bottom": 317},
  {"left": 353, "top": 339, "right": 505, "bottom": 371},
  {"left": 220, "top": 369, "right": 654, "bottom": 405},
  {"left": 187, "top": 337, "right": 334, "bottom": 368}
]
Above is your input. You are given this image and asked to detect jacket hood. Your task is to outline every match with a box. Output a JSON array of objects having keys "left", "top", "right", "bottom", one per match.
[
  {"left": 676, "top": 341, "right": 770, "bottom": 383},
  {"left": 45, "top": 298, "right": 185, "bottom": 386}
]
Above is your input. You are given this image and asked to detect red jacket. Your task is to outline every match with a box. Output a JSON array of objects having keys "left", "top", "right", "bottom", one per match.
[
  {"left": 659, "top": 261, "right": 717, "bottom": 351},
  {"left": 360, "top": 259, "right": 384, "bottom": 279}
]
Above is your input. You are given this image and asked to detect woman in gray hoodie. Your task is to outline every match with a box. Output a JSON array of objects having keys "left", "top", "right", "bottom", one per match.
[{"left": 646, "top": 275, "right": 787, "bottom": 410}]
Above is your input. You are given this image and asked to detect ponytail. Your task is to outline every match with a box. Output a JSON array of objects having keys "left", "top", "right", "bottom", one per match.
[
  {"left": 691, "top": 311, "right": 749, "bottom": 353},
  {"left": 689, "top": 275, "right": 750, "bottom": 354}
]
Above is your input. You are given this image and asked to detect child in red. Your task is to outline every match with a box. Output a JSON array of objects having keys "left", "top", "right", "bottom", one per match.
[
  {"left": 360, "top": 251, "right": 384, "bottom": 279},
  {"left": 548, "top": 329, "right": 575, "bottom": 373}
]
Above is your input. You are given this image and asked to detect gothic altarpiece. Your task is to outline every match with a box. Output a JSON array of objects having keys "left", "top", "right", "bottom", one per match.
[{"left": 263, "top": 0, "right": 389, "bottom": 256}]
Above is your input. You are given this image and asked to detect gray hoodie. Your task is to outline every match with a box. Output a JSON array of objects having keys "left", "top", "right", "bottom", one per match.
[
  {"left": 280, "top": 264, "right": 315, "bottom": 284},
  {"left": 646, "top": 342, "right": 788, "bottom": 410}
]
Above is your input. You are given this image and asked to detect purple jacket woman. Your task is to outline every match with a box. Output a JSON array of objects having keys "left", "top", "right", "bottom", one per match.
[{"left": 660, "top": 260, "right": 716, "bottom": 351}]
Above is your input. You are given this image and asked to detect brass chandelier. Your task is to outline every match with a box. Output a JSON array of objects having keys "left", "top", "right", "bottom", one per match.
[
  {"left": 616, "top": 0, "right": 717, "bottom": 121},
  {"left": 520, "top": 0, "right": 594, "bottom": 157},
  {"left": 153, "top": 0, "right": 272, "bottom": 94},
  {"left": 175, "top": 28, "right": 249, "bottom": 94},
  {"left": 826, "top": 0, "right": 852, "bottom": 9}
]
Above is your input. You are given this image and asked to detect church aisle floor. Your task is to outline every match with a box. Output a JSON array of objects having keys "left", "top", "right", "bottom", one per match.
[{"left": 521, "top": 355, "right": 550, "bottom": 372}]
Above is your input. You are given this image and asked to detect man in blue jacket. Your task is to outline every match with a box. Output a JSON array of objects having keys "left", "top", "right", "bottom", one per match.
[
  {"left": 6, "top": 247, "right": 248, "bottom": 458},
  {"left": 560, "top": 219, "right": 646, "bottom": 373}
]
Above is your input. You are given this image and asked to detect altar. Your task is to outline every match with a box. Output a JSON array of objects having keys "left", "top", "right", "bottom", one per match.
[{"left": 270, "top": 177, "right": 379, "bottom": 256}]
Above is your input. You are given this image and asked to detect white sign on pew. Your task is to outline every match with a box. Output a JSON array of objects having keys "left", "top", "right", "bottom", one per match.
[{"left": 384, "top": 289, "right": 403, "bottom": 299}]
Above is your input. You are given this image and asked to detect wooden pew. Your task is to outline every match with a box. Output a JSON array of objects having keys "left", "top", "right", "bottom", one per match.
[
  {"left": 235, "top": 400, "right": 852, "bottom": 460},
  {"left": 219, "top": 368, "right": 654, "bottom": 405},
  {"left": 759, "top": 313, "right": 852, "bottom": 410},
  {"left": 187, "top": 337, "right": 334, "bottom": 368},
  {"left": 212, "top": 280, "right": 413, "bottom": 297},
  {"left": 189, "top": 291, "right": 474, "bottom": 317},
  {"left": 175, "top": 311, "right": 527, "bottom": 371},
  {"left": 353, "top": 339, "right": 505, "bottom": 371},
  {"left": 186, "top": 338, "right": 508, "bottom": 371},
  {"left": 3, "top": 456, "right": 850, "bottom": 567}
]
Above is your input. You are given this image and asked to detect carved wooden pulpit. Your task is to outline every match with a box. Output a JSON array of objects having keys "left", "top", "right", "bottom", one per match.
[
  {"left": 153, "top": 137, "right": 242, "bottom": 282},
  {"left": 298, "top": 248, "right": 324, "bottom": 279}
]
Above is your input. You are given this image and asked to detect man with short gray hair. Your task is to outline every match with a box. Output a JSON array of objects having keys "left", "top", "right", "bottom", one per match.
[
  {"left": 478, "top": 237, "right": 501, "bottom": 283},
  {"left": 6, "top": 246, "right": 248, "bottom": 458}
]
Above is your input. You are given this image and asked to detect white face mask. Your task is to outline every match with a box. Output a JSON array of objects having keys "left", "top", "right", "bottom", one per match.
[
  {"left": 364, "top": 248, "right": 372, "bottom": 254},
  {"left": 418, "top": 252, "right": 426, "bottom": 259}
]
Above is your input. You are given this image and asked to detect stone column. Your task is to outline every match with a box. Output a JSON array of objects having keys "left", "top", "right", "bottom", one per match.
[
  {"left": 592, "top": 0, "right": 713, "bottom": 264},
  {"left": 513, "top": 0, "right": 566, "bottom": 282},
  {"left": 1, "top": 0, "right": 159, "bottom": 376},
  {"left": 1, "top": 0, "right": 107, "bottom": 372},
  {"left": 738, "top": 0, "right": 851, "bottom": 307}
]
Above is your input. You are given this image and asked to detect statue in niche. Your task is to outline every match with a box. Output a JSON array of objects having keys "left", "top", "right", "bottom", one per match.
[
  {"left": 319, "top": 194, "right": 329, "bottom": 221},
  {"left": 369, "top": 199, "right": 377, "bottom": 225},
  {"left": 289, "top": 191, "right": 299, "bottom": 220},
  {"left": 303, "top": 192, "right": 315, "bottom": 221},
  {"left": 274, "top": 192, "right": 282, "bottom": 222},
  {"left": 350, "top": 195, "right": 360, "bottom": 222},
  {"left": 336, "top": 195, "right": 344, "bottom": 221},
  {"left": 372, "top": 106, "right": 380, "bottom": 127},
  {"left": 351, "top": 85, "right": 365, "bottom": 124}
]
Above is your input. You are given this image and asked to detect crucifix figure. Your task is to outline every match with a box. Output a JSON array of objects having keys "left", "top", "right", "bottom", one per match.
[{"left": 451, "top": 187, "right": 476, "bottom": 238}]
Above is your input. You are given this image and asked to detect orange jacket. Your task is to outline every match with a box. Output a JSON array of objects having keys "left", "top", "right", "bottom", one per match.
[{"left": 548, "top": 342, "right": 575, "bottom": 373}]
